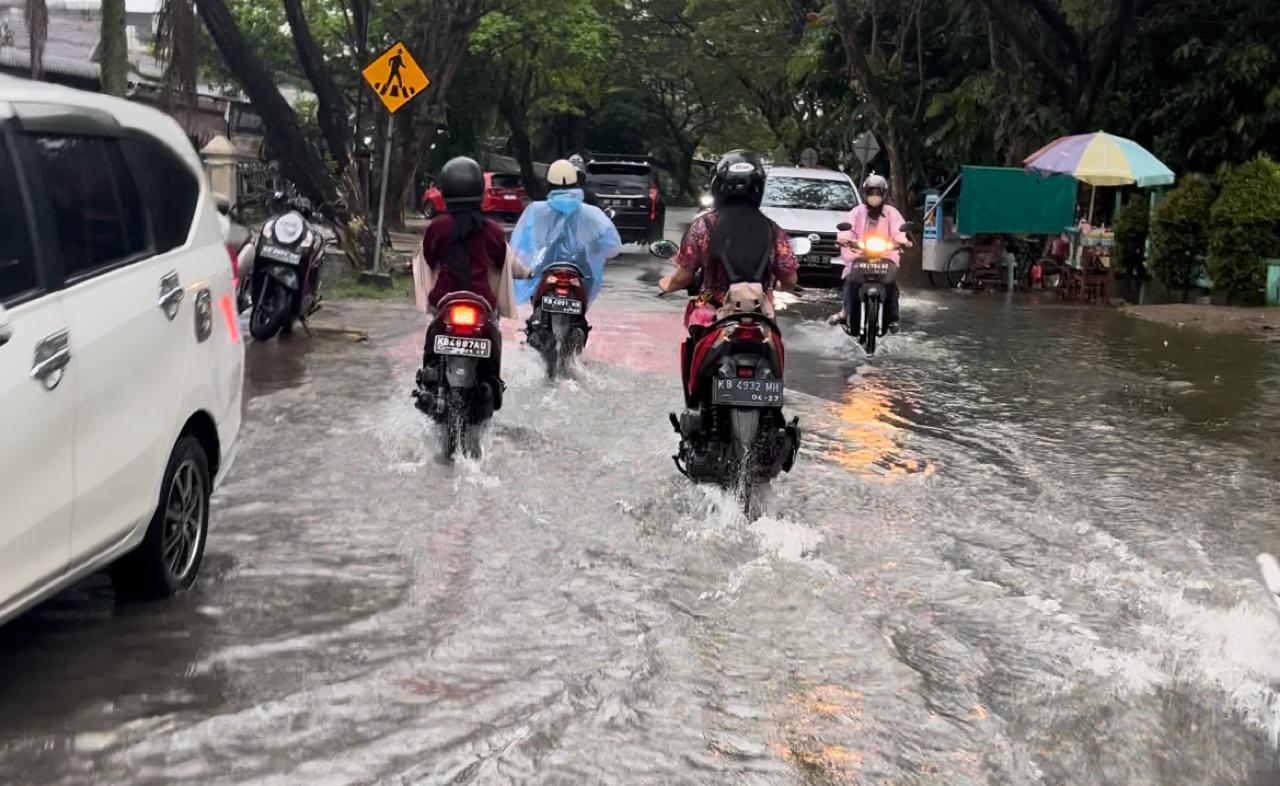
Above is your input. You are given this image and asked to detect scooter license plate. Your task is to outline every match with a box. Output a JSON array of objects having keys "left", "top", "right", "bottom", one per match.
[
  {"left": 434, "top": 334, "right": 491, "bottom": 358},
  {"left": 259, "top": 244, "right": 301, "bottom": 265},
  {"left": 712, "top": 378, "right": 784, "bottom": 407},
  {"left": 540, "top": 295, "right": 583, "bottom": 315}
]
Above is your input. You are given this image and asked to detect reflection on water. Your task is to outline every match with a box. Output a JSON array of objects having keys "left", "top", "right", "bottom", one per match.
[{"left": 826, "top": 374, "right": 931, "bottom": 478}]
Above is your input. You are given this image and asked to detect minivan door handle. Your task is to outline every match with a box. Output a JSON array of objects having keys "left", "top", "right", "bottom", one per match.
[
  {"left": 31, "top": 329, "right": 71, "bottom": 390},
  {"left": 158, "top": 271, "right": 183, "bottom": 320}
]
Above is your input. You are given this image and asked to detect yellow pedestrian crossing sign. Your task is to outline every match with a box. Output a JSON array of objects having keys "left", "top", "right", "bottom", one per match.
[{"left": 362, "top": 42, "right": 430, "bottom": 114}]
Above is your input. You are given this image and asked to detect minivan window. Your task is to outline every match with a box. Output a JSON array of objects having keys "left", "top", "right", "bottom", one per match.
[
  {"left": 120, "top": 131, "right": 200, "bottom": 253},
  {"left": 29, "top": 134, "right": 149, "bottom": 280},
  {"left": 763, "top": 176, "right": 857, "bottom": 211},
  {"left": 0, "top": 142, "right": 38, "bottom": 305}
]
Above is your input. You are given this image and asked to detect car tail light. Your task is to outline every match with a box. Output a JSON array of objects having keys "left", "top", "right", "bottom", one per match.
[
  {"left": 219, "top": 293, "right": 240, "bottom": 344},
  {"left": 446, "top": 303, "right": 480, "bottom": 328},
  {"left": 226, "top": 243, "right": 240, "bottom": 287},
  {"left": 649, "top": 185, "right": 658, "bottom": 220}
]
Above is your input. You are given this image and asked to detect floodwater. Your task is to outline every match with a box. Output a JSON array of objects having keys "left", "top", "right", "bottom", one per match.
[{"left": 2, "top": 247, "right": 1279, "bottom": 785}]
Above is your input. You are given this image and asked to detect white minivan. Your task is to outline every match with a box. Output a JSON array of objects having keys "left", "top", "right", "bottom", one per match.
[
  {"left": 0, "top": 75, "right": 244, "bottom": 624},
  {"left": 760, "top": 166, "right": 861, "bottom": 285}
]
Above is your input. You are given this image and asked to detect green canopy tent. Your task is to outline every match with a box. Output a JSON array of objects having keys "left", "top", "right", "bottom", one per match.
[{"left": 956, "top": 165, "right": 1077, "bottom": 236}]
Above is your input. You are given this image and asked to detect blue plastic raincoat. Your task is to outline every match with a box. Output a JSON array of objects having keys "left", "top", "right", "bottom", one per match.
[{"left": 512, "top": 189, "right": 623, "bottom": 305}]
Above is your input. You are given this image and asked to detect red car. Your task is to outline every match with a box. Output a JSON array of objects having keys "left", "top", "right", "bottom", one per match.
[{"left": 420, "top": 172, "right": 527, "bottom": 221}]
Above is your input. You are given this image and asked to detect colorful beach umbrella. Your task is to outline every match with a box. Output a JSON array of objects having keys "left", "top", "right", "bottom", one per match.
[{"left": 1024, "top": 131, "right": 1175, "bottom": 188}]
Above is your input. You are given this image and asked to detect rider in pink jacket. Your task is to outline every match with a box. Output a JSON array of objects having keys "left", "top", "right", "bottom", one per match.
[{"left": 829, "top": 174, "right": 911, "bottom": 329}]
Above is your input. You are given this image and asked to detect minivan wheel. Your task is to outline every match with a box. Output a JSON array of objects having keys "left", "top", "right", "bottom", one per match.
[{"left": 111, "top": 435, "right": 210, "bottom": 600}]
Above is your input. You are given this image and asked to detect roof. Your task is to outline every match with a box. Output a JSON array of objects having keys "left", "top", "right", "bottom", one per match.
[{"left": 765, "top": 166, "right": 853, "bottom": 183}]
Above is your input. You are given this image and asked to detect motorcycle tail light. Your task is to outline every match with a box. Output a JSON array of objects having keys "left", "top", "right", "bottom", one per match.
[
  {"left": 737, "top": 367, "right": 755, "bottom": 379},
  {"left": 446, "top": 303, "right": 480, "bottom": 328},
  {"left": 728, "top": 323, "right": 764, "bottom": 343},
  {"left": 556, "top": 286, "right": 569, "bottom": 296}
]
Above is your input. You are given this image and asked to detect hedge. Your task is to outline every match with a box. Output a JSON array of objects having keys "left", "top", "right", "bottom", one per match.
[
  {"left": 1208, "top": 155, "right": 1280, "bottom": 302},
  {"left": 1113, "top": 197, "right": 1149, "bottom": 276},
  {"left": 1150, "top": 174, "right": 1216, "bottom": 290}
]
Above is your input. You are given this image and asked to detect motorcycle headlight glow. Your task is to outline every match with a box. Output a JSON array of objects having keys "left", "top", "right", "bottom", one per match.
[
  {"left": 273, "top": 211, "right": 306, "bottom": 246},
  {"left": 864, "top": 236, "right": 889, "bottom": 254},
  {"left": 699, "top": 194, "right": 714, "bottom": 208}
]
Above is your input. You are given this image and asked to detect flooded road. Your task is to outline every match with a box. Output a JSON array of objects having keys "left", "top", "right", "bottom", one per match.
[{"left": 2, "top": 246, "right": 1280, "bottom": 784}]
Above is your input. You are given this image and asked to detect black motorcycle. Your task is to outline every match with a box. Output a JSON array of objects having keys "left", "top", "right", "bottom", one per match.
[
  {"left": 413, "top": 293, "right": 504, "bottom": 460},
  {"left": 249, "top": 194, "right": 331, "bottom": 341},
  {"left": 836, "top": 221, "right": 913, "bottom": 355}
]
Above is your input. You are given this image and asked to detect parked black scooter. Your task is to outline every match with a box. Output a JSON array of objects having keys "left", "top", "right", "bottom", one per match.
[{"left": 248, "top": 194, "right": 333, "bottom": 341}]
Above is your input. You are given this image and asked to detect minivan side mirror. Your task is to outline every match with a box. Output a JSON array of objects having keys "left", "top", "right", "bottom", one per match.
[{"left": 0, "top": 302, "right": 12, "bottom": 347}]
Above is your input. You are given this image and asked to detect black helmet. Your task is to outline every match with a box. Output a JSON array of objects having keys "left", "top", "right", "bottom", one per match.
[
  {"left": 710, "top": 150, "right": 766, "bottom": 208},
  {"left": 440, "top": 156, "right": 484, "bottom": 208}
]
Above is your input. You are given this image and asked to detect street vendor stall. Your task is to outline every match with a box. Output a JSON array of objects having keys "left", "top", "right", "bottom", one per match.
[
  {"left": 1023, "top": 131, "right": 1175, "bottom": 302},
  {"left": 922, "top": 165, "right": 1076, "bottom": 289}
]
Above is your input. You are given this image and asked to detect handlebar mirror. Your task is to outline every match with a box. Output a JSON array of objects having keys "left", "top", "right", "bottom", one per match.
[
  {"left": 789, "top": 236, "right": 812, "bottom": 257},
  {"left": 649, "top": 240, "right": 678, "bottom": 259},
  {"left": 836, "top": 222, "right": 852, "bottom": 232},
  {"left": 213, "top": 193, "right": 231, "bottom": 215}
]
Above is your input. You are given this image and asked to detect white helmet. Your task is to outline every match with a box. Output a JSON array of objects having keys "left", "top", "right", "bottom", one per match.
[
  {"left": 862, "top": 173, "right": 889, "bottom": 192},
  {"left": 547, "top": 159, "right": 580, "bottom": 188}
]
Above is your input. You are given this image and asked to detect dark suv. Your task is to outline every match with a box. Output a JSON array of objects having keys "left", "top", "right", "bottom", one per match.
[{"left": 583, "top": 154, "right": 665, "bottom": 244}]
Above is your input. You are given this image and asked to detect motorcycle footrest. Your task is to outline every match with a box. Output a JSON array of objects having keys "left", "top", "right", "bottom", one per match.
[{"left": 669, "top": 412, "right": 682, "bottom": 434}]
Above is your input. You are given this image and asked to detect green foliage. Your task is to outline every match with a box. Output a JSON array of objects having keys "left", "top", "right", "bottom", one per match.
[
  {"left": 1112, "top": 196, "right": 1150, "bottom": 275},
  {"left": 1207, "top": 156, "right": 1280, "bottom": 301},
  {"left": 1150, "top": 174, "right": 1215, "bottom": 290}
]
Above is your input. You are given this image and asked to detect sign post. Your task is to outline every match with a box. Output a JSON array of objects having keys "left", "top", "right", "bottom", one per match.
[
  {"left": 851, "top": 130, "right": 880, "bottom": 179},
  {"left": 361, "top": 42, "right": 431, "bottom": 276}
]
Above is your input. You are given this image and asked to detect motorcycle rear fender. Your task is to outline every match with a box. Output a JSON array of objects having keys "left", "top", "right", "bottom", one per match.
[{"left": 445, "top": 357, "right": 478, "bottom": 388}]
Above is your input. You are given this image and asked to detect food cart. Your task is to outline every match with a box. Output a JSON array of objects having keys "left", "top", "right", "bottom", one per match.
[{"left": 922, "top": 166, "right": 1077, "bottom": 289}]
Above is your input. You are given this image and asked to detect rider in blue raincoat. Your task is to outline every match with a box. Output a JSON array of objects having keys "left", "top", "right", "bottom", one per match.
[{"left": 512, "top": 160, "right": 622, "bottom": 305}]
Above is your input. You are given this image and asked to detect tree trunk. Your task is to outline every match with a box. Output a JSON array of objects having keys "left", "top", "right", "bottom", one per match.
[
  {"left": 500, "top": 90, "right": 542, "bottom": 201},
  {"left": 99, "top": 0, "right": 127, "bottom": 96},
  {"left": 195, "top": 0, "right": 376, "bottom": 269},
  {"left": 25, "top": 0, "right": 47, "bottom": 80},
  {"left": 281, "top": 0, "right": 352, "bottom": 171}
]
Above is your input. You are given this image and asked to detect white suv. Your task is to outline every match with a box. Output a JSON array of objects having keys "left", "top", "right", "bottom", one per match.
[
  {"left": 0, "top": 76, "right": 244, "bottom": 624},
  {"left": 760, "top": 166, "right": 860, "bottom": 285}
]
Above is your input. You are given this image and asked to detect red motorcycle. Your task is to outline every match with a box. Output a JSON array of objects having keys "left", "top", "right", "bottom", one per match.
[{"left": 650, "top": 241, "right": 802, "bottom": 514}]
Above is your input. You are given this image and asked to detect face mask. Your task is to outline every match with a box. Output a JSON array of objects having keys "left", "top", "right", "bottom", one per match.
[
  {"left": 866, "top": 194, "right": 884, "bottom": 208},
  {"left": 547, "top": 189, "right": 584, "bottom": 214}
]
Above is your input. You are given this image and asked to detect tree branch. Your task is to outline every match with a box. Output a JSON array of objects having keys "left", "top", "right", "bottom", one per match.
[{"left": 281, "top": 0, "right": 352, "bottom": 170}]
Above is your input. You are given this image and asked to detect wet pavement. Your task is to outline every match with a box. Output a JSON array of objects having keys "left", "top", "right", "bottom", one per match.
[{"left": 3, "top": 228, "right": 1280, "bottom": 784}]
